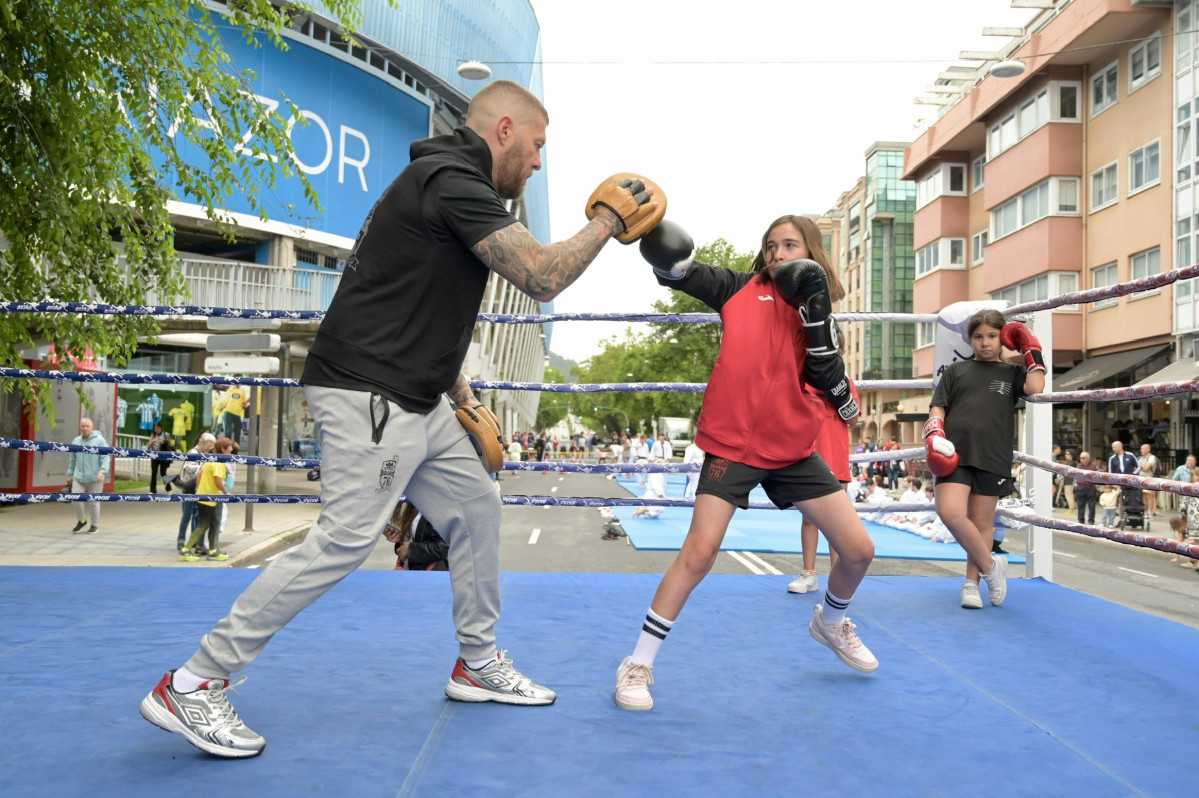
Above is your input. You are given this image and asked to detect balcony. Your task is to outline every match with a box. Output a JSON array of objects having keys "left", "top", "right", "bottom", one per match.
[{"left": 158, "top": 259, "right": 342, "bottom": 312}]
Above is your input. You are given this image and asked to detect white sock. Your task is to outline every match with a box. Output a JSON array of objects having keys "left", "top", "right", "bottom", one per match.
[
  {"left": 465, "top": 655, "right": 495, "bottom": 670},
  {"left": 171, "top": 666, "right": 210, "bottom": 693},
  {"left": 821, "top": 590, "right": 852, "bottom": 627},
  {"left": 629, "top": 608, "right": 674, "bottom": 667}
]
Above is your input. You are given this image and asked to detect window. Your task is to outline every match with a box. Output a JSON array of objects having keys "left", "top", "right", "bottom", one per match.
[
  {"left": 990, "top": 178, "right": 1077, "bottom": 240},
  {"left": 915, "top": 238, "right": 967, "bottom": 277},
  {"left": 847, "top": 201, "right": 861, "bottom": 251},
  {"left": 1179, "top": 103, "right": 1192, "bottom": 183},
  {"left": 991, "top": 274, "right": 1078, "bottom": 312},
  {"left": 916, "top": 321, "right": 935, "bottom": 349},
  {"left": 1091, "top": 162, "right": 1118, "bottom": 211},
  {"left": 1129, "top": 33, "right": 1162, "bottom": 93},
  {"left": 1092, "top": 261, "right": 1119, "bottom": 310},
  {"left": 972, "top": 155, "right": 986, "bottom": 192},
  {"left": 916, "top": 242, "right": 940, "bottom": 276},
  {"left": 1053, "top": 82, "right": 1080, "bottom": 121},
  {"left": 1091, "top": 61, "right": 1118, "bottom": 116},
  {"left": 1131, "top": 246, "right": 1161, "bottom": 282},
  {"left": 988, "top": 113, "right": 1018, "bottom": 159},
  {"left": 1179, "top": 219, "right": 1193, "bottom": 292},
  {"left": 1057, "top": 178, "right": 1080, "bottom": 213},
  {"left": 916, "top": 165, "right": 968, "bottom": 208},
  {"left": 1129, "top": 140, "right": 1161, "bottom": 194},
  {"left": 948, "top": 164, "right": 965, "bottom": 193},
  {"left": 972, "top": 230, "right": 988, "bottom": 265}
]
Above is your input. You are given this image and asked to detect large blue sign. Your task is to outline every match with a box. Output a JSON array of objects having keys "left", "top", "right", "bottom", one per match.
[{"left": 166, "top": 31, "right": 431, "bottom": 241}]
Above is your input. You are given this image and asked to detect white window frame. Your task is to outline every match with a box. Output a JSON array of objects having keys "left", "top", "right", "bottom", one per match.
[
  {"left": 1091, "top": 60, "right": 1118, "bottom": 117},
  {"left": 972, "top": 155, "right": 986, "bottom": 193},
  {"left": 995, "top": 273, "right": 1079, "bottom": 312},
  {"left": 971, "top": 230, "right": 988, "bottom": 266},
  {"left": 915, "top": 237, "right": 968, "bottom": 278},
  {"left": 1051, "top": 81, "right": 1082, "bottom": 122},
  {"left": 1128, "top": 139, "right": 1161, "bottom": 196},
  {"left": 916, "top": 321, "right": 935, "bottom": 350},
  {"left": 989, "top": 177, "right": 1078, "bottom": 241},
  {"left": 1092, "top": 261, "right": 1119, "bottom": 310},
  {"left": 916, "top": 164, "right": 968, "bottom": 209},
  {"left": 1090, "top": 161, "right": 1118, "bottom": 212},
  {"left": 1129, "top": 246, "right": 1162, "bottom": 299},
  {"left": 1129, "top": 33, "right": 1162, "bottom": 95}
]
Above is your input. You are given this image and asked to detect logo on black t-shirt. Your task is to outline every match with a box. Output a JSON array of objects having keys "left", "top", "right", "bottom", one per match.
[{"left": 989, "top": 380, "right": 1012, "bottom": 396}]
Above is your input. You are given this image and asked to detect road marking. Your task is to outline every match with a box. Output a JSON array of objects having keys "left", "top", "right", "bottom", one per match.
[
  {"left": 1117, "top": 566, "right": 1158, "bottom": 579},
  {"left": 739, "top": 551, "right": 783, "bottom": 574},
  {"left": 551, "top": 486, "right": 558, "bottom": 493},
  {"left": 528, "top": 528, "right": 541, "bottom": 545},
  {"left": 558, "top": 476, "right": 565, "bottom": 482},
  {"left": 726, "top": 550, "right": 765, "bottom": 574},
  {"left": 265, "top": 551, "right": 285, "bottom": 563},
  {"left": 1054, "top": 551, "right": 1078, "bottom": 558}
]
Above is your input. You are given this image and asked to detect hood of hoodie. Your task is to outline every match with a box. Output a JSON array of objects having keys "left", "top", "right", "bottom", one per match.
[{"left": 409, "top": 127, "right": 494, "bottom": 184}]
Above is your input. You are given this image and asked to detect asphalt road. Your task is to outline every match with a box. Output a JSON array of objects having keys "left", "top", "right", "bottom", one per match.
[{"left": 241, "top": 470, "right": 1199, "bottom": 629}]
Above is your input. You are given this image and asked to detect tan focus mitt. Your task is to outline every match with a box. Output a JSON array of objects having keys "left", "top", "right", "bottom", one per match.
[
  {"left": 586, "top": 173, "right": 666, "bottom": 245},
  {"left": 455, "top": 403, "right": 505, "bottom": 473}
]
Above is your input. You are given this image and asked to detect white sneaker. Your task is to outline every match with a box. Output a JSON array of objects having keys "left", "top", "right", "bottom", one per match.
[
  {"left": 982, "top": 554, "right": 1008, "bottom": 606},
  {"left": 787, "top": 572, "right": 819, "bottom": 594},
  {"left": 960, "top": 579, "right": 983, "bottom": 609},
  {"left": 808, "top": 605, "right": 878, "bottom": 674},
  {"left": 615, "top": 656, "right": 654, "bottom": 711}
]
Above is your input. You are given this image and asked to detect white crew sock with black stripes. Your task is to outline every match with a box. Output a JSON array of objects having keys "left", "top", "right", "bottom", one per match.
[
  {"left": 820, "top": 591, "right": 852, "bottom": 627},
  {"left": 629, "top": 608, "right": 674, "bottom": 667}
]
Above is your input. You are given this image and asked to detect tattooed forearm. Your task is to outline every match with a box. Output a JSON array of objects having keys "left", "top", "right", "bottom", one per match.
[
  {"left": 449, "top": 372, "right": 476, "bottom": 407},
  {"left": 472, "top": 214, "right": 620, "bottom": 301}
]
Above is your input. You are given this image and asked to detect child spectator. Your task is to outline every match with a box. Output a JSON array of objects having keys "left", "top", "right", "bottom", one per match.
[{"left": 1098, "top": 485, "right": 1119, "bottom": 528}]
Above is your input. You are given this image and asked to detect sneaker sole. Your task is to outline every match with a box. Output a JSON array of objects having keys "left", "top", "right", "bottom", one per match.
[
  {"left": 961, "top": 597, "right": 984, "bottom": 609},
  {"left": 615, "top": 694, "right": 653, "bottom": 711},
  {"left": 444, "top": 681, "right": 555, "bottom": 706},
  {"left": 138, "top": 694, "right": 264, "bottom": 759},
  {"left": 808, "top": 624, "right": 879, "bottom": 674},
  {"left": 787, "top": 582, "right": 818, "bottom": 594}
]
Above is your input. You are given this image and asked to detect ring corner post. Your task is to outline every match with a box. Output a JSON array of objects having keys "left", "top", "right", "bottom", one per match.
[{"left": 1025, "top": 309, "right": 1054, "bottom": 581}]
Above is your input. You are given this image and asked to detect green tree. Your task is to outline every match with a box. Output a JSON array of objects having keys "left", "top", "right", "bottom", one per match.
[
  {"left": 0, "top": 0, "right": 367, "bottom": 408},
  {"left": 576, "top": 238, "right": 755, "bottom": 433},
  {"left": 535, "top": 365, "right": 571, "bottom": 431}
]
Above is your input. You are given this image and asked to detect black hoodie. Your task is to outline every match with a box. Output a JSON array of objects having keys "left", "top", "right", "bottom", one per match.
[{"left": 303, "top": 127, "right": 516, "bottom": 412}]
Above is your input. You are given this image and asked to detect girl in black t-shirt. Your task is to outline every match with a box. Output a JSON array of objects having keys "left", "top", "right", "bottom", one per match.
[{"left": 925, "top": 309, "right": 1047, "bottom": 610}]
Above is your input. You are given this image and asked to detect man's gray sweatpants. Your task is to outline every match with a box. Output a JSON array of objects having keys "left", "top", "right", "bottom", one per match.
[{"left": 186, "top": 385, "right": 501, "bottom": 678}]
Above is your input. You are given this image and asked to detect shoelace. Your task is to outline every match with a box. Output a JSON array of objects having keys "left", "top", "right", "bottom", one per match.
[
  {"left": 837, "top": 620, "right": 863, "bottom": 650},
  {"left": 621, "top": 662, "right": 653, "bottom": 688},
  {"left": 206, "top": 676, "right": 248, "bottom": 728}
]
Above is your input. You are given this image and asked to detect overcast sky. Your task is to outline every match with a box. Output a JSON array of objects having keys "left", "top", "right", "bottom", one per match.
[{"left": 526, "top": 0, "right": 1038, "bottom": 364}]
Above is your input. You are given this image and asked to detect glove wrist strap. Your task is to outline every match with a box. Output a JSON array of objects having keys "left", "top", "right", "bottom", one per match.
[
  {"left": 923, "top": 417, "right": 945, "bottom": 439},
  {"left": 1023, "top": 349, "right": 1046, "bottom": 373}
]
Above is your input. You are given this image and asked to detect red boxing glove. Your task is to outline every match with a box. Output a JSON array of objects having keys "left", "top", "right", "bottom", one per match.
[
  {"left": 923, "top": 417, "right": 959, "bottom": 478},
  {"left": 1001, "top": 321, "right": 1046, "bottom": 373}
]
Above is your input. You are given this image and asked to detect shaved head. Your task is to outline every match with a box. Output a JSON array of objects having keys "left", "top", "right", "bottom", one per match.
[{"left": 465, "top": 79, "right": 548, "bottom": 132}]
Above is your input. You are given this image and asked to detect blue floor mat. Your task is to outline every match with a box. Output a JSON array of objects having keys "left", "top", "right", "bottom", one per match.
[
  {"left": 614, "top": 475, "right": 1026, "bottom": 563},
  {"left": 0, "top": 567, "right": 1191, "bottom": 796}
]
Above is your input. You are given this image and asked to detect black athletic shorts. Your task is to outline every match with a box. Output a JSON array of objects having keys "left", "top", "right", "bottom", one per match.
[
  {"left": 935, "top": 465, "right": 1013, "bottom": 497},
  {"left": 696, "top": 452, "right": 842, "bottom": 510}
]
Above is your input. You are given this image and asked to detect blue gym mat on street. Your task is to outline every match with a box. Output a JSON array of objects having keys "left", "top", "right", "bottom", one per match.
[
  {"left": 1, "top": 566, "right": 1193, "bottom": 796},
  {"left": 613, "top": 474, "right": 1026, "bottom": 564}
]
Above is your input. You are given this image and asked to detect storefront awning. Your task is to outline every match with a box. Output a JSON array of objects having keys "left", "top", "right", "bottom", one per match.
[
  {"left": 1053, "top": 345, "right": 1170, "bottom": 392},
  {"left": 1133, "top": 357, "right": 1199, "bottom": 387}
]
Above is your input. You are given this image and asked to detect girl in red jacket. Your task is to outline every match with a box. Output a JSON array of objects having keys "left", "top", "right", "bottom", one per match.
[{"left": 614, "top": 215, "right": 878, "bottom": 712}]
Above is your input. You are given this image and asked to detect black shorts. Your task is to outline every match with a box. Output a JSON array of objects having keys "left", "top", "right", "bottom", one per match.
[
  {"left": 696, "top": 452, "right": 842, "bottom": 510},
  {"left": 935, "top": 465, "right": 1013, "bottom": 497}
]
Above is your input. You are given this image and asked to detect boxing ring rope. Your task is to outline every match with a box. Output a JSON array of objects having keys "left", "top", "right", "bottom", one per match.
[{"left": 5, "top": 266, "right": 1199, "bottom": 571}]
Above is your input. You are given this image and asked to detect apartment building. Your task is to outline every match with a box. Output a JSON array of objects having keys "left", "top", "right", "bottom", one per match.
[
  {"left": 904, "top": 0, "right": 1190, "bottom": 463},
  {"left": 833, "top": 144, "right": 920, "bottom": 447}
]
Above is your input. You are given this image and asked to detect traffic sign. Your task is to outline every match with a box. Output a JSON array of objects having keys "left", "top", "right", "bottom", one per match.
[
  {"left": 206, "top": 334, "right": 282, "bottom": 353},
  {"left": 203, "top": 356, "right": 281, "bottom": 374},
  {"left": 206, "top": 318, "right": 283, "bottom": 331}
]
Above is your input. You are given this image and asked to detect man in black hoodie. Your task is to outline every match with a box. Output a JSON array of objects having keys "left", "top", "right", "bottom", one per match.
[{"left": 142, "top": 79, "right": 657, "bottom": 758}]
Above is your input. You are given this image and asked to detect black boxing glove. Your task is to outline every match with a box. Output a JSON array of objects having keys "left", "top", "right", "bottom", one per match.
[
  {"left": 639, "top": 219, "right": 695, "bottom": 281},
  {"left": 805, "top": 353, "right": 860, "bottom": 423},
  {"left": 774, "top": 259, "right": 838, "bottom": 357}
]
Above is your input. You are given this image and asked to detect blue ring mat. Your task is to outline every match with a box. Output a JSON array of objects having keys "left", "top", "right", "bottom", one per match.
[
  {"left": 613, "top": 474, "right": 1026, "bottom": 563},
  {"left": 0, "top": 566, "right": 1193, "bottom": 796}
]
